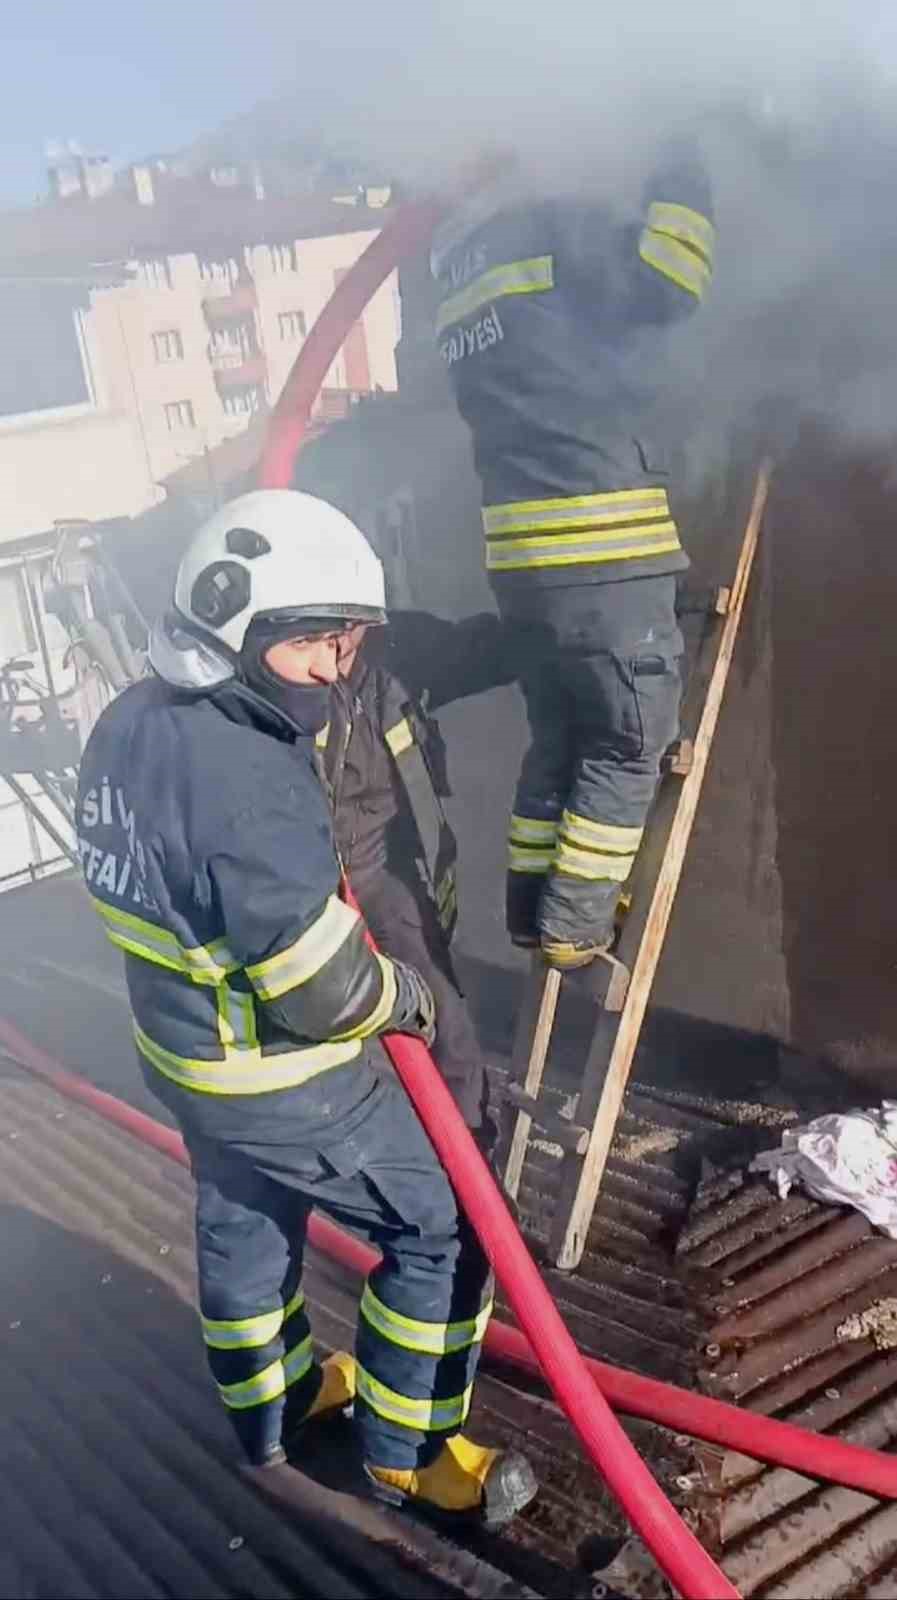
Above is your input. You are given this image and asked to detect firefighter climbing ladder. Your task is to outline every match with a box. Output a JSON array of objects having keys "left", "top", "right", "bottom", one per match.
[{"left": 501, "top": 464, "right": 772, "bottom": 1271}]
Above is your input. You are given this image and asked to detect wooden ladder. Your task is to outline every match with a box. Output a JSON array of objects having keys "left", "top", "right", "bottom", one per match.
[{"left": 500, "top": 465, "right": 772, "bottom": 1271}]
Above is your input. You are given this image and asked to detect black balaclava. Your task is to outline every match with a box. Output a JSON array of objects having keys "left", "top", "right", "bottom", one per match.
[{"left": 238, "top": 616, "right": 337, "bottom": 737}]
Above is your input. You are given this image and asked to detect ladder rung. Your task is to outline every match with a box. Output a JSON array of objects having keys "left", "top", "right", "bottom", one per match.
[{"left": 502, "top": 1085, "right": 589, "bottom": 1154}]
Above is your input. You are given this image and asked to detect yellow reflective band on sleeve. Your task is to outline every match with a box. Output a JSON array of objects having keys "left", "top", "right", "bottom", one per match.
[
  {"left": 486, "top": 523, "right": 681, "bottom": 572},
  {"left": 639, "top": 228, "right": 711, "bottom": 299},
  {"left": 246, "top": 896, "right": 361, "bottom": 1002},
  {"left": 645, "top": 201, "right": 715, "bottom": 267},
  {"left": 315, "top": 721, "right": 331, "bottom": 751},
  {"left": 559, "top": 812, "right": 644, "bottom": 855},
  {"left": 92, "top": 898, "right": 239, "bottom": 985},
  {"left": 202, "top": 1288, "right": 305, "bottom": 1351},
  {"left": 355, "top": 1366, "right": 473, "bottom": 1432},
  {"left": 218, "top": 1333, "right": 314, "bottom": 1410},
  {"left": 483, "top": 488, "right": 671, "bottom": 538},
  {"left": 134, "top": 1021, "right": 361, "bottom": 1095},
  {"left": 384, "top": 717, "right": 414, "bottom": 758},
  {"left": 360, "top": 1284, "right": 493, "bottom": 1356},
  {"left": 331, "top": 953, "right": 398, "bottom": 1042},
  {"left": 435, "top": 255, "right": 554, "bottom": 334}
]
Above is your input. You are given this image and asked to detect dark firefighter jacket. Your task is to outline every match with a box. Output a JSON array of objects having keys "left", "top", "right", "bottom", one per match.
[
  {"left": 318, "top": 610, "right": 515, "bottom": 940},
  {"left": 76, "top": 678, "right": 405, "bottom": 1098},
  {"left": 430, "top": 149, "right": 714, "bottom": 598}
]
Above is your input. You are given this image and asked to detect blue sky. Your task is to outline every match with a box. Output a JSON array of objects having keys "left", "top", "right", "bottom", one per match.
[{"left": 0, "top": 1, "right": 407, "bottom": 207}]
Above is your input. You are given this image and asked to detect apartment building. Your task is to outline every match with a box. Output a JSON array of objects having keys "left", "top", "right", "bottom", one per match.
[{"left": 0, "top": 152, "right": 400, "bottom": 544}]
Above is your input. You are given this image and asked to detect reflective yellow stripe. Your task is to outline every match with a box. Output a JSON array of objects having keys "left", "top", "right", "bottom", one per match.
[
  {"left": 560, "top": 812, "right": 644, "bottom": 854},
  {"left": 218, "top": 1334, "right": 314, "bottom": 1410},
  {"left": 315, "top": 721, "right": 331, "bottom": 751},
  {"left": 360, "top": 1285, "right": 492, "bottom": 1356},
  {"left": 217, "top": 982, "right": 259, "bottom": 1053},
  {"left": 639, "top": 229, "right": 711, "bottom": 299},
  {"left": 554, "top": 841, "right": 634, "bottom": 883},
  {"left": 486, "top": 523, "right": 681, "bottom": 572},
  {"left": 246, "top": 896, "right": 360, "bottom": 1001},
  {"left": 483, "top": 488, "right": 671, "bottom": 538},
  {"left": 508, "top": 847, "right": 554, "bottom": 875},
  {"left": 509, "top": 815, "right": 559, "bottom": 846},
  {"left": 645, "top": 201, "right": 715, "bottom": 266},
  {"left": 134, "top": 1021, "right": 360, "bottom": 1095},
  {"left": 435, "top": 255, "right": 554, "bottom": 334},
  {"left": 385, "top": 718, "right": 414, "bottom": 758},
  {"left": 202, "top": 1288, "right": 305, "bottom": 1351},
  {"left": 435, "top": 868, "right": 456, "bottom": 910},
  {"left": 92, "top": 898, "right": 239, "bottom": 985},
  {"left": 355, "top": 1366, "right": 473, "bottom": 1432},
  {"left": 332, "top": 953, "right": 398, "bottom": 1042}
]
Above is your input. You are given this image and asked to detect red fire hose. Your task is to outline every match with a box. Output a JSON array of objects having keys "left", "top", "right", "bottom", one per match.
[{"left": 258, "top": 201, "right": 444, "bottom": 490}]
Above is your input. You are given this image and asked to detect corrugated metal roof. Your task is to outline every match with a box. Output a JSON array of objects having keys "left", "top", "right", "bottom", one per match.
[{"left": 678, "top": 1168, "right": 897, "bottom": 1597}]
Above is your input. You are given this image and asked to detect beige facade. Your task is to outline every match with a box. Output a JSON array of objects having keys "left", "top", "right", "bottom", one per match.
[{"left": 1, "top": 224, "right": 399, "bottom": 544}]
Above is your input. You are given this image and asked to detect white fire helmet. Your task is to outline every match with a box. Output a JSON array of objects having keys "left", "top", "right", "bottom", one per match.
[{"left": 150, "top": 490, "right": 386, "bottom": 691}]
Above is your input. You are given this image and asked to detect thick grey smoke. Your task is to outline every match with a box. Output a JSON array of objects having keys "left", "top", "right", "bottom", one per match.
[{"left": 209, "top": 2, "right": 897, "bottom": 462}]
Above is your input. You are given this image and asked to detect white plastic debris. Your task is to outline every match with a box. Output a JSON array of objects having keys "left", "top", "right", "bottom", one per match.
[{"left": 751, "top": 1103, "right": 897, "bottom": 1238}]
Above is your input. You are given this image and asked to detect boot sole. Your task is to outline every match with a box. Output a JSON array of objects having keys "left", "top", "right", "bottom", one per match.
[{"left": 363, "top": 1451, "right": 538, "bottom": 1530}]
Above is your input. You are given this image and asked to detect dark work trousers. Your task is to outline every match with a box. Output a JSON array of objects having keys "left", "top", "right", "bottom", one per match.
[
  {"left": 349, "top": 856, "right": 490, "bottom": 1136},
  {"left": 501, "top": 574, "right": 683, "bottom": 947},
  {"left": 146, "top": 1057, "right": 492, "bottom": 1472}
]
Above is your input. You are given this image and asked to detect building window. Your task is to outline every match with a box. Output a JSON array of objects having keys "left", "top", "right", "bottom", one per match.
[
  {"left": 164, "top": 399, "right": 195, "bottom": 431},
  {"left": 199, "top": 257, "right": 238, "bottom": 286},
  {"left": 277, "top": 309, "right": 307, "bottom": 341},
  {"left": 270, "top": 244, "right": 295, "bottom": 274},
  {"left": 222, "top": 387, "right": 261, "bottom": 418},
  {"left": 138, "top": 257, "right": 172, "bottom": 289},
  {"left": 152, "top": 329, "right": 183, "bottom": 364}
]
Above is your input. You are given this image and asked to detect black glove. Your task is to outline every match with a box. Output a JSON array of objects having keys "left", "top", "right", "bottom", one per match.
[{"left": 388, "top": 959, "right": 437, "bottom": 1047}]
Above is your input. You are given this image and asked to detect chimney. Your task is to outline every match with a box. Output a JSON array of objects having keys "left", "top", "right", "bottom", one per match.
[{"left": 132, "top": 164, "right": 155, "bottom": 206}]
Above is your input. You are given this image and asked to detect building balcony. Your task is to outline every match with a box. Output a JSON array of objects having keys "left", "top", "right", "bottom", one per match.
[
  {"left": 212, "top": 353, "right": 267, "bottom": 392},
  {"left": 202, "top": 281, "right": 258, "bottom": 322}
]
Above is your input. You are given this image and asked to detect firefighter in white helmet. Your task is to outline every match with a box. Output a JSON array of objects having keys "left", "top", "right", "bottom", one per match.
[{"left": 76, "top": 490, "right": 537, "bottom": 1521}]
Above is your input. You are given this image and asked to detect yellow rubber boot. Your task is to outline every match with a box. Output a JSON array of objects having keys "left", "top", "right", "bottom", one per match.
[
  {"left": 303, "top": 1350, "right": 356, "bottom": 1421},
  {"left": 367, "top": 1434, "right": 537, "bottom": 1527},
  {"left": 540, "top": 936, "right": 611, "bottom": 970}
]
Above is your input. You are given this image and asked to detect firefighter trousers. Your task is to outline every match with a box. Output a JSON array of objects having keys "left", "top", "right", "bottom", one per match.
[
  {"left": 501, "top": 575, "right": 683, "bottom": 948},
  {"left": 147, "top": 1059, "right": 492, "bottom": 1472},
  {"left": 349, "top": 856, "right": 490, "bottom": 1136}
]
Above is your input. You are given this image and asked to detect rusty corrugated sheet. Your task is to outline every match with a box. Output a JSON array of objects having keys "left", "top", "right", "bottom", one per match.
[{"left": 678, "top": 1167, "right": 897, "bottom": 1598}]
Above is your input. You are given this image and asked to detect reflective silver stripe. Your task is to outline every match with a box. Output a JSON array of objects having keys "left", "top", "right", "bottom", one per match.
[
  {"left": 385, "top": 718, "right": 414, "bottom": 758},
  {"left": 483, "top": 489, "right": 670, "bottom": 537},
  {"left": 134, "top": 1022, "right": 361, "bottom": 1095},
  {"left": 218, "top": 1333, "right": 314, "bottom": 1410},
  {"left": 435, "top": 255, "right": 554, "bottom": 334},
  {"left": 246, "top": 896, "right": 361, "bottom": 1001},
  {"left": 202, "top": 1288, "right": 305, "bottom": 1351},
  {"left": 486, "top": 523, "right": 681, "bottom": 572},
  {"left": 645, "top": 201, "right": 715, "bottom": 264},
  {"left": 509, "top": 815, "right": 559, "bottom": 846},
  {"left": 355, "top": 1365, "right": 473, "bottom": 1431},
  {"left": 508, "top": 846, "right": 554, "bottom": 875},
  {"left": 560, "top": 812, "right": 643, "bottom": 854},
  {"left": 360, "top": 1284, "right": 492, "bottom": 1356},
  {"left": 217, "top": 983, "right": 258, "bottom": 1052},
  {"left": 93, "top": 897, "right": 239, "bottom": 984},
  {"left": 639, "top": 230, "right": 710, "bottom": 299}
]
